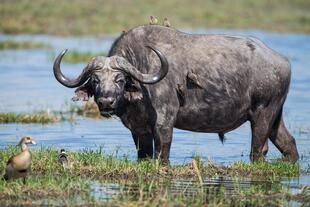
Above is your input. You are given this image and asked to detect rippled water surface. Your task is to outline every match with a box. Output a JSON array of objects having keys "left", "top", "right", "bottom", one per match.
[{"left": 0, "top": 29, "right": 309, "bottom": 168}]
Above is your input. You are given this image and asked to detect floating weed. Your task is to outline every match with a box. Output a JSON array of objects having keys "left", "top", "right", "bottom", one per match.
[
  {"left": 0, "top": 112, "right": 59, "bottom": 124},
  {"left": 0, "top": 40, "right": 49, "bottom": 50}
]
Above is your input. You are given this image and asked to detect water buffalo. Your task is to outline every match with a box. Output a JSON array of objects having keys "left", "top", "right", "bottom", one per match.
[{"left": 53, "top": 25, "right": 299, "bottom": 163}]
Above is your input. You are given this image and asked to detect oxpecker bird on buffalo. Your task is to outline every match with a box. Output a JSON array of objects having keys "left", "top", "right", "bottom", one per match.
[{"left": 53, "top": 24, "right": 299, "bottom": 163}]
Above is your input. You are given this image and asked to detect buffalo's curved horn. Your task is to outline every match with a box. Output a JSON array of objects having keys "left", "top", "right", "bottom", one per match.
[
  {"left": 53, "top": 49, "right": 92, "bottom": 88},
  {"left": 116, "top": 46, "right": 168, "bottom": 84}
]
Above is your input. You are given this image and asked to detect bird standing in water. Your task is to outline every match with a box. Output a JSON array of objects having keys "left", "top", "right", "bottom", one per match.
[
  {"left": 3, "top": 136, "right": 36, "bottom": 184},
  {"left": 149, "top": 16, "right": 158, "bottom": 25},
  {"left": 58, "top": 149, "right": 68, "bottom": 167},
  {"left": 163, "top": 17, "right": 171, "bottom": 27}
]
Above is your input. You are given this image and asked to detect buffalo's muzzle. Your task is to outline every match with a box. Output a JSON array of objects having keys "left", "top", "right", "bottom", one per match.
[{"left": 97, "top": 97, "right": 116, "bottom": 111}]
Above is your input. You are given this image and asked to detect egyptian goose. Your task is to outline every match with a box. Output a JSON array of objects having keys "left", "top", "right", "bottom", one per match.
[{"left": 3, "top": 136, "right": 36, "bottom": 184}]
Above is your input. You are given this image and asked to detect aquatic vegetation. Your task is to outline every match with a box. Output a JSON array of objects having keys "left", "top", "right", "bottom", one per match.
[
  {"left": 52, "top": 50, "right": 107, "bottom": 63},
  {"left": 0, "top": 147, "right": 301, "bottom": 180},
  {"left": 0, "top": 147, "right": 308, "bottom": 206},
  {"left": 0, "top": 112, "right": 58, "bottom": 124},
  {"left": 0, "top": 100, "right": 102, "bottom": 124},
  {"left": 230, "top": 160, "right": 301, "bottom": 177},
  {"left": 79, "top": 100, "right": 101, "bottom": 118},
  {"left": 0, "top": 40, "right": 49, "bottom": 50},
  {"left": 66, "top": 100, "right": 102, "bottom": 119}
]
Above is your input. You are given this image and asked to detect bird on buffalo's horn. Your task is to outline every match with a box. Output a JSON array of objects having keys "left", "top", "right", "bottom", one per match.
[
  {"left": 3, "top": 136, "right": 36, "bottom": 184},
  {"left": 149, "top": 16, "right": 158, "bottom": 25}
]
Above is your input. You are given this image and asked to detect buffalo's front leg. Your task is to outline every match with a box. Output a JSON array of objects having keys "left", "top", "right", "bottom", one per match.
[
  {"left": 154, "top": 125, "right": 173, "bottom": 163},
  {"left": 148, "top": 85, "right": 179, "bottom": 163},
  {"left": 153, "top": 108, "right": 177, "bottom": 164},
  {"left": 132, "top": 131, "right": 154, "bottom": 159}
]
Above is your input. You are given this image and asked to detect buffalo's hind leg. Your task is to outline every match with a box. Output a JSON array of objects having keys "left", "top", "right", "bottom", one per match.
[
  {"left": 262, "top": 140, "right": 269, "bottom": 156},
  {"left": 270, "top": 115, "right": 299, "bottom": 162},
  {"left": 250, "top": 105, "right": 278, "bottom": 162},
  {"left": 132, "top": 131, "right": 154, "bottom": 160}
]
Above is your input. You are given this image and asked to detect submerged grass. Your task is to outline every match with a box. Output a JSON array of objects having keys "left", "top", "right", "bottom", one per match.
[
  {"left": 0, "top": 147, "right": 307, "bottom": 206},
  {"left": 0, "top": 40, "right": 49, "bottom": 50},
  {"left": 0, "top": 0, "right": 309, "bottom": 35}
]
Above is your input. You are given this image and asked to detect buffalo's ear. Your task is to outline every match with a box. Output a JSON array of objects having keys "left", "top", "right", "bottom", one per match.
[
  {"left": 72, "top": 82, "right": 93, "bottom": 102},
  {"left": 124, "top": 80, "right": 143, "bottom": 102}
]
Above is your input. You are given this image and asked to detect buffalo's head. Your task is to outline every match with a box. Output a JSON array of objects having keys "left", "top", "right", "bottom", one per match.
[{"left": 53, "top": 46, "right": 168, "bottom": 117}]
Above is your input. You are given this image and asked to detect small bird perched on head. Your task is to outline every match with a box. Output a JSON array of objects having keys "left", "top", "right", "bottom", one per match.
[
  {"left": 3, "top": 136, "right": 36, "bottom": 184},
  {"left": 149, "top": 16, "right": 158, "bottom": 25},
  {"left": 58, "top": 149, "right": 68, "bottom": 167},
  {"left": 163, "top": 17, "right": 171, "bottom": 27}
]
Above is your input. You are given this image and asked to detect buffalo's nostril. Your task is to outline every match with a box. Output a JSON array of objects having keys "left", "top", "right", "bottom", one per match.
[{"left": 109, "top": 98, "right": 115, "bottom": 106}]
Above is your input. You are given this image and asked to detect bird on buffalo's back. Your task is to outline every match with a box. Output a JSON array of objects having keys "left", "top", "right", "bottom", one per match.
[
  {"left": 163, "top": 17, "right": 171, "bottom": 27},
  {"left": 149, "top": 16, "right": 158, "bottom": 25},
  {"left": 3, "top": 136, "right": 36, "bottom": 184}
]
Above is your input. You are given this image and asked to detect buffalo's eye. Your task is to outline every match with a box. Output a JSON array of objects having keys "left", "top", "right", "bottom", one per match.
[
  {"left": 115, "top": 75, "right": 125, "bottom": 85},
  {"left": 92, "top": 78, "right": 100, "bottom": 85},
  {"left": 116, "top": 79, "right": 125, "bottom": 84}
]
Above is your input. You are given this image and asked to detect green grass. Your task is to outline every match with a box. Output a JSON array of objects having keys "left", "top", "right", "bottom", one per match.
[
  {"left": 0, "top": 0, "right": 309, "bottom": 35},
  {"left": 0, "top": 147, "right": 307, "bottom": 206},
  {"left": 0, "top": 40, "right": 49, "bottom": 50},
  {"left": 0, "top": 147, "right": 301, "bottom": 180},
  {"left": 58, "top": 50, "right": 107, "bottom": 63}
]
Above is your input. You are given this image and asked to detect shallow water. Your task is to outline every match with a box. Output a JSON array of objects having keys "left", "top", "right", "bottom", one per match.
[
  {"left": 89, "top": 176, "right": 302, "bottom": 203},
  {"left": 0, "top": 29, "right": 309, "bottom": 169}
]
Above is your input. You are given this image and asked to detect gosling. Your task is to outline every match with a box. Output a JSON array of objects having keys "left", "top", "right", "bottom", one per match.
[
  {"left": 58, "top": 149, "right": 68, "bottom": 167},
  {"left": 3, "top": 136, "right": 36, "bottom": 184}
]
